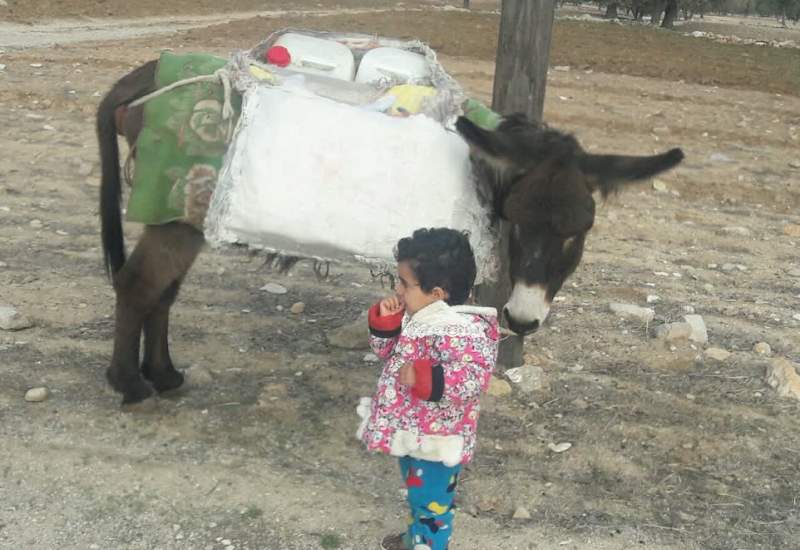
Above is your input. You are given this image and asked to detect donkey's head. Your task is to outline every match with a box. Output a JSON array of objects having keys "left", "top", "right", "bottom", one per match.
[{"left": 456, "top": 114, "right": 684, "bottom": 335}]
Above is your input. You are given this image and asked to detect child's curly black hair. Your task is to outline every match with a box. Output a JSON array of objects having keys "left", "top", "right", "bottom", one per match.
[{"left": 395, "top": 228, "right": 477, "bottom": 306}]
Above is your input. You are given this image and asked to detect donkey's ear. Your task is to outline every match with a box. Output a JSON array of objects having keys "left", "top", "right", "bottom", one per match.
[
  {"left": 456, "top": 116, "right": 521, "bottom": 169},
  {"left": 579, "top": 148, "right": 684, "bottom": 197}
]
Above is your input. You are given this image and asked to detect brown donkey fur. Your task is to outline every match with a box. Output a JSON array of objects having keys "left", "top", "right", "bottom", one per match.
[{"left": 98, "top": 60, "right": 206, "bottom": 408}]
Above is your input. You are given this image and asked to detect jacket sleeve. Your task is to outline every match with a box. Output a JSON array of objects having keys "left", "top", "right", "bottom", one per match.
[
  {"left": 411, "top": 332, "right": 498, "bottom": 405},
  {"left": 367, "top": 302, "right": 404, "bottom": 360}
]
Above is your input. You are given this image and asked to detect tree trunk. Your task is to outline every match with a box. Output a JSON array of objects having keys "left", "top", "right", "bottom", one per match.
[
  {"left": 661, "top": 0, "right": 679, "bottom": 28},
  {"left": 604, "top": 2, "right": 619, "bottom": 18},
  {"left": 650, "top": 0, "right": 665, "bottom": 25},
  {"left": 485, "top": 0, "right": 556, "bottom": 368}
]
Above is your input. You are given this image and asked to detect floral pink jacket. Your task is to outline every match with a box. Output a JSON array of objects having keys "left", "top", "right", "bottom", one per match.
[{"left": 357, "top": 300, "right": 499, "bottom": 466}]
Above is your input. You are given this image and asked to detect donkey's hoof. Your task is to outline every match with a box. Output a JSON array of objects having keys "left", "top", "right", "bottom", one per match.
[
  {"left": 120, "top": 396, "right": 159, "bottom": 413},
  {"left": 144, "top": 365, "right": 185, "bottom": 394}
]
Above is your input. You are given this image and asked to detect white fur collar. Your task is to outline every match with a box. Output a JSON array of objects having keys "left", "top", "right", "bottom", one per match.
[{"left": 402, "top": 301, "right": 496, "bottom": 339}]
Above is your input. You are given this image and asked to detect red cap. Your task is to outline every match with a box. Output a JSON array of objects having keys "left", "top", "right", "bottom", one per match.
[{"left": 265, "top": 45, "right": 291, "bottom": 68}]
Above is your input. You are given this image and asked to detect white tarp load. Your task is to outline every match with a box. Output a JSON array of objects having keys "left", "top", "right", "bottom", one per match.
[{"left": 204, "top": 29, "right": 498, "bottom": 282}]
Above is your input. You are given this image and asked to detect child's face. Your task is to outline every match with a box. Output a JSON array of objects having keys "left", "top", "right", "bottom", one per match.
[{"left": 396, "top": 261, "right": 448, "bottom": 316}]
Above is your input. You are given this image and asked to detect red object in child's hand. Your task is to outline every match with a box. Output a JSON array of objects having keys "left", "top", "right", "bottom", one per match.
[{"left": 265, "top": 46, "right": 291, "bottom": 67}]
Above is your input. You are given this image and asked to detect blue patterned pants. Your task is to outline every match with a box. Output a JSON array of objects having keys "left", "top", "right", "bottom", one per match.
[{"left": 398, "top": 457, "right": 461, "bottom": 550}]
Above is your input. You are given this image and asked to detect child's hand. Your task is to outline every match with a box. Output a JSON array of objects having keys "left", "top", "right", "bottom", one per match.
[
  {"left": 379, "top": 296, "right": 404, "bottom": 317},
  {"left": 399, "top": 363, "right": 416, "bottom": 386}
]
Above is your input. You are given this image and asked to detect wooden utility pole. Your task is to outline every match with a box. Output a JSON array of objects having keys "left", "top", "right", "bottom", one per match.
[{"left": 478, "top": 0, "right": 556, "bottom": 367}]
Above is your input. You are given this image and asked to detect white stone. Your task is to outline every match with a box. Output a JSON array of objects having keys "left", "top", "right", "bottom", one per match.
[
  {"left": 290, "top": 301, "right": 305, "bottom": 314},
  {"left": 77, "top": 162, "right": 94, "bottom": 177},
  {"left": 25, "top": 387, "right": 49, "bottom": 402},
  {"left": 720, "top": 226, "right": 751, "bottom": 237},
  {"left": 652, "top": 180, "right": 668, "bottom": 193},
  {"left": 709, "top": 153, "right": 733, "bottom": 163},
  {"left": 362, "top": 353, "right": 379, "bottom": 363},
  {"left": 512, "top": 506, "right": 532, "bottom": 519},
  {"left": 646, "top": 294, "right": 660, "bottom": 304},
  {"left": 547, "top": 442, "right": 572, "bottom": 453},
  {"left": 185, "top": 365, "right": 214, "bottom": 386},
  {"left": 260, "top": 282, "right": 287, "bottom": 294},
  {"left": 0, "top": 305, "right": 34, "bottom": 331},
  {"left": 753, "top": 342, "right": 771, "bottom": 356},
  {"left": 683, "top": 315, "right": 708, "bottom": 344},
  {"left": 505, "top": 365, "right": 546, "bottom": 393},
  {"left": 609, "top": 303, "right": 655, "bottom": 323},
  {"left": 705, "top": 347, "right": 731, "bottom": 361}
]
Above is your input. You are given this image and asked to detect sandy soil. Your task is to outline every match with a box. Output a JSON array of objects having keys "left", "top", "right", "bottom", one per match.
[{"left": 1, "top": 3, "right": 799, "bottom": 550}]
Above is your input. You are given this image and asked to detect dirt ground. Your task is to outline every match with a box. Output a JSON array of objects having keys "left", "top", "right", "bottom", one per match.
[{"left": 1, "top": 2, "right": 799, "bottom": 550}]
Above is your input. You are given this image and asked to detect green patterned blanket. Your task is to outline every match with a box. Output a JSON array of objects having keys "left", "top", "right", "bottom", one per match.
[{"left": 126, "top": 52, "right": 242, "bottom": 228}]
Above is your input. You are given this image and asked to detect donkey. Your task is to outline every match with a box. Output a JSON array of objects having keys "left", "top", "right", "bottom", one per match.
[
  {"left": 455, "top": 114, "right": 684, "bottom": 335},
  {"left": 98, "top": 62, "right": 683, "bottom": 408}
]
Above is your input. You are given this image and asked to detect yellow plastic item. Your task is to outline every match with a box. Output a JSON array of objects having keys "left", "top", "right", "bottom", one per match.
[
  {"left": 385, "top": 84, "right": 437, "bottom": 116},
  {"left": 248, "top": 64, "right": 276, "bottom": 83}
]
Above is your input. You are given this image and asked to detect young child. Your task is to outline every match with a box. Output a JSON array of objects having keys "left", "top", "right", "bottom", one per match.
[{"left": 356, "top": 228, "right": 500, "bottom": 550}]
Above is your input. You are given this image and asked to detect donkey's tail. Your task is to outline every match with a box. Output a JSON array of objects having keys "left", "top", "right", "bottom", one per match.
[
  {"left": 97, "top": 60, "right": 157, "bottom": 277},
  {"left": 579, "top": 148, "right": 684, "bottom": 197}
]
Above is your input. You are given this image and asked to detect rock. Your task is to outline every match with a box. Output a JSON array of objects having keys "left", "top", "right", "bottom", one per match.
[
  {"left": 547, "top": 442, "right": 572, "bottom": 453},
  {"left": 25, "top": 387, "right": 49, "bottom": 402},
  {"left": 0, "top": 64, "right": 6, "bottom": 71},
  {"left": 789, "top": 161, "right": 800, "bottom": 169},
  {"left": 505, "top": 365, "right": 546, "bottom": 393},
  {"left": 571, "top": 397, "right": 589, "bottom": 410},
  {"left": 705, "top": 347, "right": 731, "bottom": 362},
  {"left": 753, "top": 342, "right": 771, "bottom": 356},
  {"left": 512, "top": 506, "right": 532, "bottom": 520},
  {"left": 184, "top": 365, "right": 214, "bottom": 386},
  {"left": 646, "top": 294, "right": 660, "bottom": 304},
  {"left": 652, "top": 180, "right": 668, "bottom": 193},
  {"left": 29, "top": 219, "right": 43, "bottom": 229},
  {"left": 77, "top": 162, "right": 94, "bottom": 177},
  {"left": 554, "top": 65, "right": 571, "bottom": 72},
  {"left": 609, "top": 303, "right": 655, "bottom": 323},
  {"left": 326, "top": 311, "right": 370, "bottom": 350},
  {"left": 721, "top": 263, "right": 737, "bottom": 272},
  {"left": 362, "top": 353, "right": 379, "bottom": 363},
  {"left": 683, "top": 305, "right": 696, "bottom": 314},
  {"left": 683, "top": 315, "right": 708, "bottom": 344},
  {"left": 487, "top": 376, "right": 512, "bottom": 397},
  {"left": 793, "top": 314, "right": 800, "bottom": 322},
  {"left": 654, "top": 322, "right": 692, "bottom": 341},
  {"left": 260, "top": 282, "right": 287, "bottom": 294},
  {"left": 765, "top": 358, "right": 800, "bottom": 401},
  {"left": 783, "top": 224, "right": 800, "bottom": 238},
  {"left": 720, "top": 226, "right": 751, "bottom": 237},
  {"left": 290, "top": 301, "right": 305, "bottom": 314},
  {"left": 0, "top": 305, "right": 34, "bottom": 331},
  {"left": 709, "top": 153, "right": 733, "bottom": 163}
]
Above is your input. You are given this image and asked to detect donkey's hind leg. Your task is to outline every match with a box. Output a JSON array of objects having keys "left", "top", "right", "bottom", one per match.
[
  {"left": 141, "top": 278, "right": 187, "bottom": 394},
  {"left": 108, "top": 223, "right": 204, "bottom": 407}
]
